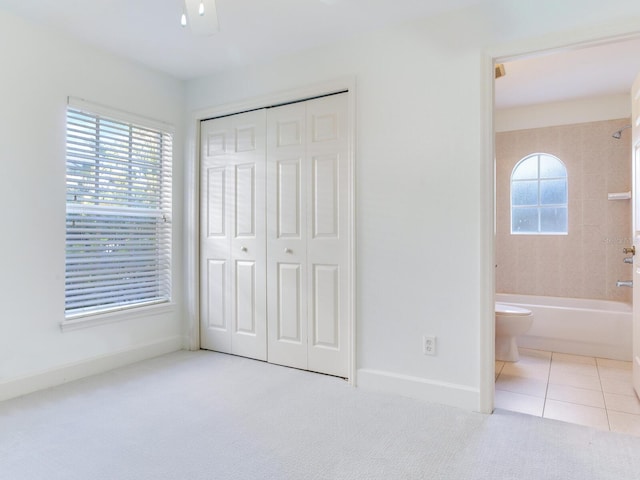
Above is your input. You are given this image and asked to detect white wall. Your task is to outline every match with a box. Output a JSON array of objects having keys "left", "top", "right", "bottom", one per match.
[
  {"left": 4, "top": 0, "right": 640, "bottom": 412},
  {"left": 0, "top": 11, "right": 185, "bottom": 400},
  {"left": 187, "top": 17, "right": 489, "bottom": 409},
  {"left": 186, "top": 0, "right": 640, "bottom": 411}
]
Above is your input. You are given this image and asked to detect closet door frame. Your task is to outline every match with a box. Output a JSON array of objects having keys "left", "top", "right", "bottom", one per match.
[{"left": 186, "top": 77, "right": 357, "bottom": 384}]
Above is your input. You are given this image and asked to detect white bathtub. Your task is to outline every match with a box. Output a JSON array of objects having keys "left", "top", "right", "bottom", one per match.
[{"left": 495, "top": 293, "right": 632, "bottom": 361}]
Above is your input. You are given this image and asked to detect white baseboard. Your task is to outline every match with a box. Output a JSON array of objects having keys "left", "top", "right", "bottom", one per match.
[
  {"left": 0, "top": 336, "right": 184, "bottom": 402},
  {"left": 356, "top": 368, "right": 480, "bottom": 411}
]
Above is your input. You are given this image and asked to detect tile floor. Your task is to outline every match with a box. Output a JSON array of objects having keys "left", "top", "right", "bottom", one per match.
[{"left": 495, "top": 348, "right": 640, "bottom": 436}]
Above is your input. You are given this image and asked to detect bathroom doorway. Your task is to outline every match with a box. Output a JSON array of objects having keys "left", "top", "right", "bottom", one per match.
[{"left": 492, "top": 37, "right": 640, "bottom": 435}]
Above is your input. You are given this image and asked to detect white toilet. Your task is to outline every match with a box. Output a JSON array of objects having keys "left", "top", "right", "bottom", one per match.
[{"left": 495, "top": 303, "right": 533, "bottom": 362}]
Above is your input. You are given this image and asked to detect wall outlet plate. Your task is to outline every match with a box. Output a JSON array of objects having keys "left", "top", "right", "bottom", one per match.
[{"left": 423, "top": 335, "right": 436, "bottom": 356}]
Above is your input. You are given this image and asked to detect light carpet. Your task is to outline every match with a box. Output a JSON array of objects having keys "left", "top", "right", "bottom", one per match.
[{"left": 1, "top": 350, "right": 640, "bottom": 479}]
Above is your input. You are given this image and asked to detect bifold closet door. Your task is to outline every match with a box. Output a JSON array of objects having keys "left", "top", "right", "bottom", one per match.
[
  {"left": 305, "top": 94, "right": 349, "bottom": 378},
  {"left": 266, "top": 102, "right": 308, "bottom": 370},
  {"left": 267, "top": 93, "right": 349, "bottom": 378},
  {"left": 200, "top": 109, "right": 267, "bottom": 361}
]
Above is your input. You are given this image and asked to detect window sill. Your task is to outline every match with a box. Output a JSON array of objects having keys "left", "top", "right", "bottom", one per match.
[
  {"left": 61, "top": 302, "right": 175, "bottom": 332},
  {"left": 510, "top": 232, "right": 568, "bottom": 236}
]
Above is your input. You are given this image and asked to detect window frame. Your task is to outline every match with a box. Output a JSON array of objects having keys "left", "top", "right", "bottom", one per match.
[
  {"left": 63, "top": 97, "right": 174, "bottom": 328},
  {"left": 510, "top": 153, "right": 568, "bottom": 235}
]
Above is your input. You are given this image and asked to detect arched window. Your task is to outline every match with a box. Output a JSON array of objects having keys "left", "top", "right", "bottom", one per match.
[{"left": 511, "top": 153, "right": 568, "bottom": 234}]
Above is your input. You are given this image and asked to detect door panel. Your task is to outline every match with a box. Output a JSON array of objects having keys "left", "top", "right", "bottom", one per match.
[
  {"left": 205, "top": 167, "right": 226, "bottom": 237},
  {"left": 200, "top": 109, "right": 267, "bottom": 360},
  {"left": 235, "top": 164, "right": 256, "bottom": 237},
  {"left": 236, "top": 125, "right": 257, "bottom": 152},
  {"left": 203, "top": 166, "right": 228, "bottom": 340},
  {"left": 206, "top": 131, "right": 227, "bottom": 156},
  {"left": 205, "top": 259, "right": 227, "bottom": 330},
  {"left": 306, "top": 94, "right": 349, "bottom": 377},
  {"left": 312, "top": 112, "right": 339, "bottom": 143},
  {"left": 277, "top": 119, "right": 302, "bottom": 147},
  {"left": 200, "top": 117, "right": 233, "bottom": 353},
  {"left": 235, "top": 260, "right": 256, "bottom": 335},
  {"left": 229, "top": 111, "right": 267, "bottom": 360},
  {"left": 312, "top": 154, "right": 339, "bottom": 238},
  {"left": 266, "top": 93, "right": 349, "bottom": 377},
  {"left": 267, "top": 102, "right": 308, "bottom": 370},
  {"left": 277, "top": 263, "right": 303, "bottom": 342},
  {"left": 277, "top": 159, "right": 302, "bottom": 238},
  {"left": 312, "top": 264, "right": 339, "bottom": 348}
]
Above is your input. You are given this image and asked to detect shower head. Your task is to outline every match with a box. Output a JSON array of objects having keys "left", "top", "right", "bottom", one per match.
[{"left": 612, "top": 125, "right": 631, "bottom": 139}]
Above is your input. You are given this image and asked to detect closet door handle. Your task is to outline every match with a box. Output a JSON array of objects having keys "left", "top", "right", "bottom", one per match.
[
  {"left": 241, "top": 246, "right": 248, "bottom": 252},
  {"left": 284, "top": 248, "right": 292, "bottom": 254}
]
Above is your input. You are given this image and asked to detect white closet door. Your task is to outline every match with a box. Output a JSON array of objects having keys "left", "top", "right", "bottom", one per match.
[
  {"left": 266, "top": 93, "right": 349, "bottom": 377},
  {"left": 200, "top": 109, "right": 267, "bottom": 360},
  {"left": 266, "top": 102, "right": 308, "bottom": 370},
  {"left": 305, "top": 94, "right": 349, "bottom": 377}
]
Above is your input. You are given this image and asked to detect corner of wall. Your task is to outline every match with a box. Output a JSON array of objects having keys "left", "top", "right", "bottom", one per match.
[{"left": 0, "top": 336, "right": 183, "bottom": 402}]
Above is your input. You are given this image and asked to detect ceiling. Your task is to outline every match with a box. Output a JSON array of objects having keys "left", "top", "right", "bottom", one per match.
[
  {"left": 1, "top": 0, "right": 639, "bottom": 107},
  {"left": 495, "top": 36, "right": 640, "bottom": 109},
  {"left": 0, "top": 0, "right": 484, "bottom": 80}
]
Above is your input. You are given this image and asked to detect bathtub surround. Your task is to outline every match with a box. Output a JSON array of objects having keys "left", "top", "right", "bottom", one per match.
[{"left": 496, "top": 118, "right": 632, "bottom": 303}]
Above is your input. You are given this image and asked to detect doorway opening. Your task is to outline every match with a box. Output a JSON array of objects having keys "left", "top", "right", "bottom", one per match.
[{"left": 491, "top": 36, "right": 640, "bottom": 435}]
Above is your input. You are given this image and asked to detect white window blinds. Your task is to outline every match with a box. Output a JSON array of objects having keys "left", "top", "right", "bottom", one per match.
[{"left": 65, "top": 99, "right": 172, "bottom": 317}]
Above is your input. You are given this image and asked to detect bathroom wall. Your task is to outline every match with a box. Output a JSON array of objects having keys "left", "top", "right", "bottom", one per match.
[
  {"left": 496, "top": 118, "right": 632, "bottom": 302},
  {"left": 495, "top": 94, "right": 631, "bottom": 132}
]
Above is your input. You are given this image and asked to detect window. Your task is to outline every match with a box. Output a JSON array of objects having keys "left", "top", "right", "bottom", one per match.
[
  {"left": 65, "top": 98, "right": 172, "bottom": 318},
  {"left": 511, "top": 153, "right": 567, "bottom": 234}
]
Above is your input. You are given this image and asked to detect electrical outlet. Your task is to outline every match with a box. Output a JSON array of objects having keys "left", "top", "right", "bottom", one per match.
[{"left": 423, "top": 335, "right": 436, "bottom": 356}]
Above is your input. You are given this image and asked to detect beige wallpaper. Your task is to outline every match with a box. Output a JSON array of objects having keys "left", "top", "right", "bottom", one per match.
[{"left": 495, "top": 118, "right": 632, "bottom": 303}]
